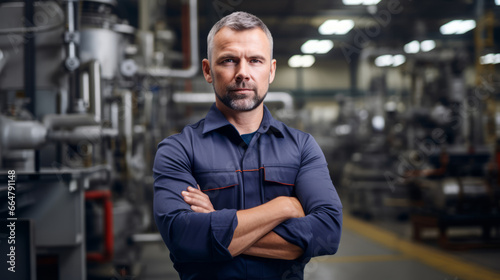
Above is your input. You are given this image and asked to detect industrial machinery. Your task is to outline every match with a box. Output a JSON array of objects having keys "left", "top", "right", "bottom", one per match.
[
  {"left": 0, "top": 0, "right": 200, "bottom": 279},
  {"left": 339, "top": 33, "right": 500, "bottom": 248}
]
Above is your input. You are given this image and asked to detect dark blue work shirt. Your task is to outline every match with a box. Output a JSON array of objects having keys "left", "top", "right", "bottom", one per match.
[{"left": 153, "top": 104, "right": 342, "bottom": 280}]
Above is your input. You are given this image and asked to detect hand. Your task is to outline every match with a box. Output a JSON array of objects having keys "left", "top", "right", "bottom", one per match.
[{"left": 181, "top": 185, "right": 215, "bottom": 213}]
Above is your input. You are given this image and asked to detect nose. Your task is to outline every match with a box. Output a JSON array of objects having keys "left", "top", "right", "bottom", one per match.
[{"left": 235, "top": 60, "right": 250, "bottom": 82}]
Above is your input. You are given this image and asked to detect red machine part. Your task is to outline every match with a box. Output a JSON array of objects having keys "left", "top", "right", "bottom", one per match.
[{"left": 85, "top": 190, "right": 114, "bottom": 263}]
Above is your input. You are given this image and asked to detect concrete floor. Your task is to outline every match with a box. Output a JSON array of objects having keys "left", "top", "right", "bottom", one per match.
[
  {"left": 137, "top": 215, "right": 500, "bottom": 280},
  {"left": 306, "top": 224, "right": 465, "bottom": 280}
]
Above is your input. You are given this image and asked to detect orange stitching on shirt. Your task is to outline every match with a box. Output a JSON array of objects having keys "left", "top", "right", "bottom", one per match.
[
  {"left": 235, "top": 167, "right": 265, "bottom": 173},
  {"left": 264, "top": 180, "right": 295, "bottom": 186},
  {"left": 263, "top": 167, "right": 295, "bottom": 186}
]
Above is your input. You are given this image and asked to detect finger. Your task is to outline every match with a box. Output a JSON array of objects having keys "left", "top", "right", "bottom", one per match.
[
  {"left": 191, "top": 205, "right": 211, "bottom": 214},
  {"left": 182, "top": 190, "right": 200, "bottom": 201},
  {"left": 183, "top": 188, "right": 204, "bottom": 199},
  {"left": 182, "top": 191, "right": 193, "bottom": 203},
  {"left": 187, "top": 186, "right": 204, "bottom": 194},
  {"left": 188, "top": 189, "right": 213, "bottom": 205},
  {"left": 183, "top": 193, "right": 211, "bottom": 208},
  {"left": 182, "top": 191, "right": 203, "bottom": 203},
  {"left": 186, "top": 188, "right": 210, "bottom": 201},
  {"left": 183, "top": 186, "right": 215, "bottom": 212}
]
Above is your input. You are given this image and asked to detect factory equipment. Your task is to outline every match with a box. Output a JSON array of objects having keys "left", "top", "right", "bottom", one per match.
[
  {"left": 339, "top": 37, "right": 500, "bottom": 248},
  {"left": 0, "top": 0, "right": 200, "bottom": 279}
]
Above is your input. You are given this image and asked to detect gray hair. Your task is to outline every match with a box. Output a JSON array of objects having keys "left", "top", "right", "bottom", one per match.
[{"left": 207, "top": 11, "right": 274, "bottom": 62}]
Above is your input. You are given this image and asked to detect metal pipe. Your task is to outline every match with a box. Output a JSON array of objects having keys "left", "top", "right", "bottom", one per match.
[
  {"left": 43, "top": 114, "right": 98, "bottom": 129},
  {"left": 66, "top": 0, "right": 75, "bottom": 33},
  {"left": 66, "top": 0, "right": 76, "bottom": 60},
  {"left": 81, "top": 72, "right": 90, "bottom": 110},
  {"left": 121, "top": 91, "right": 133, "bottom": 170},
  {"left": 64, "top": 0, "right": 80, "bottom": 71},
  {"left": 88, "top": 60, "right": 102, "bottom": 122},
  {"left": 24, "top": 0, "right": 39, "bottom": 172},
  {"left": 63, "top": 0, "right": 80, "bottom": 116},
  {"left": 24, "top": 0, "right": 35, "bottom": 116},
  {"left": 264, "top": 92, "right": 294, "bottom": 111},
  {"left": 131, "top": 233, "right": 163, "bottom": 243},
  {"left": 85, "top": 190, "right": 114, "bottom": 263},
  {"left": 0, "top": 118, "right": 47, "bottom": 150},
  {"left": 47, "top": 127, "right": 118, "bottom": 144},
  {"left": 0, "top": 49, "right": 6, "bottom": 75},
  {"left": 140, "top": 0, "right": 199, "bottom": 78},
  {"left": 139, "top": 0, "right": 150, "bottom": 31}
]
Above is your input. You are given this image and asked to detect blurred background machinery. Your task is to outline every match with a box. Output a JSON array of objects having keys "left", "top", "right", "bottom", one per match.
[
  {"left": 0, "top": 0, "right": 500, "bottom": 280},
  {"left": 0, "top": 1, "right": 296, "bottom": 279},
  {"left": 0, "top": 0, "right": 202, "bottom": 279}
]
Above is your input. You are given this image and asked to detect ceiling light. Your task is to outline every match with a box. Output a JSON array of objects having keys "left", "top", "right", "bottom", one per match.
[
  {"left": 480, "top": 53, "right": 500, "bottom": 65},
  {"left": 288, "top": 55, "right": 316, "bottom": 68},
  {"left": 496, "top": 0, "right": 500, "bottom": 5},
  {"left": 343, "top": 0, "right": 381, "bottom": 5},
  {"left": 374, "top": 54, "right": 406, "bottom": 67},
  {"left": 440, "top": 19, "right": 476, "bottom": 35},
  {"left": 301, "top": 40, "right": 334, "bottom": 54},
  {"left": 420, "top": 40, "right": 436, "bottom": 52},
  {"left": 392, "top": 55, "right": 406, "bottom": 67},
  {"left": 440, "top": 20, "right": 461, "bottom": 35},
  {"left": 405, "top": 40, "right": 436, "bottom": 54},
  {"left": 404, "top": 40, "right": 420, "bottom": 54},
  {"left": 374, "top": 55, "right": 393, "bottom": 67},
  {"left": 457, "top": 20, "right": 476, "bottom": 34},
  {"left": 318, "top": 19, "right": 355, "bottom": 35},
  {"left": 372, "top": 115, "right": 385, "bottom": 131},
  {"left": 336, "top": 20, "right": 356, "bottom": 34}
]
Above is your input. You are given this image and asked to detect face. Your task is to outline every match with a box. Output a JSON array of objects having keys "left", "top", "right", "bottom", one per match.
[{"left": 203, "top": 27, "right": 276, "bottom": 112}]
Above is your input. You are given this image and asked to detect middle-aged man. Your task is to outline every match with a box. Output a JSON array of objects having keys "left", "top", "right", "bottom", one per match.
[{"left": 153, "top": 11, "right": 342, "bottom": 280}]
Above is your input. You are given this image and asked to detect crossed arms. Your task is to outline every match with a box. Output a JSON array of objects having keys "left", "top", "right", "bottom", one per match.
[
  {"left": 153, "top": 134, "right": 342, "bottom": 263},
  {"left": 182, "top": 186, "right": 305, "bottom": 260}
]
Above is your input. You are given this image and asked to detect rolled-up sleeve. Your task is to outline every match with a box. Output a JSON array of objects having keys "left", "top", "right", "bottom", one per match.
[
  {"left": 273, "top": 134, "right": 342, "bottom": 260},
  {"left": 153, "top": 136, "right": 237, "bottom": 263}
]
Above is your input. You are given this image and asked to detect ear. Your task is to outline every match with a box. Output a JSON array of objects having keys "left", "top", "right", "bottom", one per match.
[
  {"left": 269, "top": 59, "right": 277, "bottom": 84},
  {"left": 202, "top": 59, "right": 213, "bottom": 83}
]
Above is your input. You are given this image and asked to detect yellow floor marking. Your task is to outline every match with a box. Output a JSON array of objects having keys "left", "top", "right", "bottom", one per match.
[
  {"left": 343, "top": 214, "right": 500, "bottom": 280},
  {"left": 313, "top": 254, "right": 411, "bottom": 263}
]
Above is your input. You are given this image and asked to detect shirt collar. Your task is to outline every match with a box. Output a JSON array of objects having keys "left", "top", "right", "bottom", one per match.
[{"left": 202, "top": 103, "right": 284, "bottom": 138}]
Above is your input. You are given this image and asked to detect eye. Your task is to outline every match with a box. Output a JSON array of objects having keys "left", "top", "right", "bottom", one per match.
[
  {"left": 221, "top": 58, "right": 236, "bottom": 63},
  {"left": 250, "top": 59, "right": 263, "bottom": 63}
]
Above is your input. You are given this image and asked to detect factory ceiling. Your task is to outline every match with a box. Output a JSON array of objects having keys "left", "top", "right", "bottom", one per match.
[{"left": 119, "top": 0, "right": 500, "bottom": 65}]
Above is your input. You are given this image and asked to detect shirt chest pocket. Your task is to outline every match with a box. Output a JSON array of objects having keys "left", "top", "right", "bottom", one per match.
[
  {"left": 194, "top": 170, "right": 239, "bottom": 210},
  {"left": 263, "top": 165, "right": 298, "bottom": 201}
]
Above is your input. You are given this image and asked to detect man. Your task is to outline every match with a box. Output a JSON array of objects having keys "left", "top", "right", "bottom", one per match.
[{"left": 153, "top": 11, "right": 342, "bottom": 280}]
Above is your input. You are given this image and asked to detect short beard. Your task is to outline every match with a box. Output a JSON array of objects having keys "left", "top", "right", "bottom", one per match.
[{"left": 214, "top": 83, "right": 267, "bottom": 112}]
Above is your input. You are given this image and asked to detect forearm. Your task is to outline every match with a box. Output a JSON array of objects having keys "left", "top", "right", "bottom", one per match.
[
  {"left": 181, "top": 187, "right": 305, "bottom": 258},
  {"left": 243, "top": 231, "right": 303, "bottom": 260},
  {"left": 227, "top": 196, "right": 303, "bottom": 257}
]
